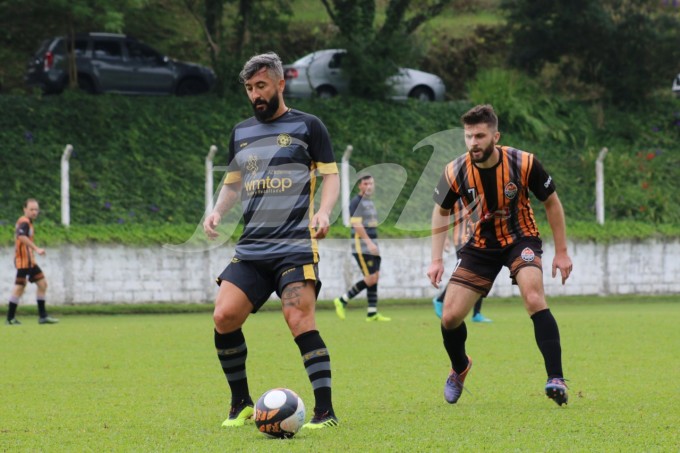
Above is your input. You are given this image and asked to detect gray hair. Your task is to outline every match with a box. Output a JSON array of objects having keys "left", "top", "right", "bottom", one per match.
[{"left": 239, "top": 52, "right": 284, "bottom": 84}]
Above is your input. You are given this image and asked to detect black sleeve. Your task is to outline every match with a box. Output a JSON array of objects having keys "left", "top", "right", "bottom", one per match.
[
  {"left": 527, "top": 158, "right": 556, "bottom": 202},
  {"left": 433, "top": 169, "right": 460, "bottom": 210},
  {"left": 349, "top": 196, "right": 361, "bottom": 218},
  {"left": 15, "top": 221, "right": 30, "bottom": 237},
  {"left": 226, "top": 128, "right": 238, "bottom": 172},
  {"left": 308, "top": 116, "right": 335, "bottom": 164}
]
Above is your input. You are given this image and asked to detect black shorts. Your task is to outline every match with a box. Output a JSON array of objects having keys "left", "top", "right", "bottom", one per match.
[
  {"left": 450, "top": 237, "right": 543, "bottom": 297},
  {"left": 352, "top": 253, "right": 381, "bottom": 276},
  {"left": 216, "top": 255, "right": 321, "bottom": 313},
  {"left": 15, "top": 265, "right": 45, "bottom": 286}
]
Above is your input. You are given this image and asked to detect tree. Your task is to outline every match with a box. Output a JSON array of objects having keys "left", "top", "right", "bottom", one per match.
[
  {"left": 502, "top": 0, "right": 680, "bottom": 104},
  {"left": 184, "top": 0, "right": 293, "bottom": 96},
  {"left": 319, "top": 0, "right": 453, "bottom": 99}
]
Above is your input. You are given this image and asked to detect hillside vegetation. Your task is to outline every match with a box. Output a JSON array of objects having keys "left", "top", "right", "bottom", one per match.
[{"left": 1, "top": 81, "right": 679, "bottom": 245}]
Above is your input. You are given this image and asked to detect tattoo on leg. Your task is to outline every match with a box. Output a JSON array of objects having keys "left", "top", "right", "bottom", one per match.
[{"left": 282, "top": 282, "right": 305, "bottom": 307}]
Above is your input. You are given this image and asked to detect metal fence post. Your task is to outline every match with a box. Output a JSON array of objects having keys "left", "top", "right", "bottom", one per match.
[
  {"left": 205, "top": 145, "right": 217, "bottom": 214},
  {"left": 595, "top": 147, "right": 609, "bottom": 225},
  {"left": 61, "top": 144, "right": 73, "bottom": 227},
  {"left": 341, "top": 145, "right": 353, "bottom": 227}
]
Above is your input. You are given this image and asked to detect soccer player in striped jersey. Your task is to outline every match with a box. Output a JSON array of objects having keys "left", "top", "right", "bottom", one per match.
[
  {"left": 427, "top": 104, "right": 572, "bottom": 406},
  {"left": 203, "top": 52, "right": 340, "bottom": 430},
  {"left": 5, "top": 198, "right": 58, "bottom": 325}
]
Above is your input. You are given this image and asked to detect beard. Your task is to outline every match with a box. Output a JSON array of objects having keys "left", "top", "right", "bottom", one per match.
[
  {"left": 468, "top": 141, "right": 496, "bottom": 164},
  {"left": 252, "top": 92, "right": 280, "bottom": 122}
]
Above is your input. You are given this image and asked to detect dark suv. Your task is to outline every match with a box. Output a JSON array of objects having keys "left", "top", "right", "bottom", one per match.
[{"left": 25, "top": 32, "right": 216, "bottom": 95}]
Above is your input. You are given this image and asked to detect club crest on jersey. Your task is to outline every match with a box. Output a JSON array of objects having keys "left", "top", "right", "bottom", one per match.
[
  {"left": 520, "top": 247, "right": 535, "bottom": 262},
  {"left": 504, "top": 182, "right": 518, "bottom": 199},
  {"left": 246, "top": 155, "right": 259, "bottom": 174},
  {"left": 277, "top": 133, "right": 292, "bottom": 147}
]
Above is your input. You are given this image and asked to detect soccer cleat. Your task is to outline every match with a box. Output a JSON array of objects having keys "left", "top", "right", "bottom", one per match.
[
  {"left": 365, "top": 313, "right": 391, "bottom": 322},
  {"left": 302, "top": 408, "right": 339, "bottom": 429},
  {"left": 38, "top": 316, "right": 59, "bottom": 324},
  {"left": 333, "top": 298, "right": 346, "bottom": 320},
  {"left": 221, "top": 398, "right": 254, "bottom": 427},
  {"left": 471, "top": 313, "right": 492, "bottom": 323},
  {"left": 433, "top": 297, "right": 443, "bottom": 319},
  {"left": 5, "top": 318, "right": 22, "bottom": 325},
  {"left": 545, "top": 378, "right": 568, "bottom": 406},
  {"left": 444, "top": 356, "right": 472, "bottom": 404}
]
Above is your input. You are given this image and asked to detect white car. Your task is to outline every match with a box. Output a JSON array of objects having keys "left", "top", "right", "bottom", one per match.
[{"left": 283, "top": 49, "right": 445, "bottom": 101}]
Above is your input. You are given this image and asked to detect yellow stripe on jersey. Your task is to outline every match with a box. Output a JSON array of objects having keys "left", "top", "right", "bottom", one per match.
[
  {"left": 315, "top": 161, "right": 339, "bottom": 174},
  {"left": 224, "top": 171, "right": 242, "bottom": 184}
]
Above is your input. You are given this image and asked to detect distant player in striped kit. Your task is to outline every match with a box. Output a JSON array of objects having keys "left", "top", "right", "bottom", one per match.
[
  {"left": 203, "top": 52, "right": 340, "bottom": 430},
  {"left": 6, "top": 198, "right": 58, "bottom": 325},
  {"left": 427, "top": 104, "right": 572, "bottom": 406},
  {"left": 333, "top": 174, "right": 391, "bottom": 322}
]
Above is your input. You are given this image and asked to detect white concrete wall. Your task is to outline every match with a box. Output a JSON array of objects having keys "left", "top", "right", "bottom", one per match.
[{"left": 1, "top": 238, "right": 679, "bottom": 305}]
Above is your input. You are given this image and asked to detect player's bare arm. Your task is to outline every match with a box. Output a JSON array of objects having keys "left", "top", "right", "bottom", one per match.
[
  {"left": 428, "top": 205, "right": 451, "bottom": 288},
  {"left": 311, "top": 172, "right": 339, "bottom": 239},
  {"left": 543, "top": 192, "right": 573, "bottom": 284},
  {"left": 352, "top": 222, "right": 378, "bottom": 255},
  {"left": 204, "top": 182, "right": 241, "bottom": 239}
]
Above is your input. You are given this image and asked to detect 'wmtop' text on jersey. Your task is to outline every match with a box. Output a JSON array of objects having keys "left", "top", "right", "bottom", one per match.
[
  {"left": 433, "top": 146, "right": 556, "bottom": 249},
  {"left": 224, "top": 109, "right": 338, "bottom": 261}
]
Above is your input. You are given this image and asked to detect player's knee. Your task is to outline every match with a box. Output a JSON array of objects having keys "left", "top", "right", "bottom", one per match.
[
  {"left": 213, "top": 307, "right": 242, "bottom": 331},
  {"left": 365, "top": 273, "right": 379, "bottom": 286},
  {"left": 523, "top": 291, "right": 546, "bottom": 313},
  {"left": 441, "top": 312, "right": 464, "bottom": 329}
]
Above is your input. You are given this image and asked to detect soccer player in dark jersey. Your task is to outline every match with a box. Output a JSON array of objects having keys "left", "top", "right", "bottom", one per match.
[
  {"left": 427, "top": 104, "right": 573, "bottom": 406},
  {"left": 5, "top": 198, "right": 58, "bottom": 325},
  {"left": 203, "top": 52, "right": 340, "bottom": 430},
  {"left": 333, "top": 174, "right": 391, "bottom": 322},
  {"left": 432, "top": 198, "right": 491, "bottom": 323}
]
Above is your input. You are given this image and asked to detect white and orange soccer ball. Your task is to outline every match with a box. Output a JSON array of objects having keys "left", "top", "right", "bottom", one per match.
[{"left": 254, "top": 388, "right": 306, "bottom": 439}]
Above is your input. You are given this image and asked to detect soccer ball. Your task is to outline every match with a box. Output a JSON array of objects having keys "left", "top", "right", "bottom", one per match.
[{"left": 254, "top": 388, "right": 306, "bottom": 438}]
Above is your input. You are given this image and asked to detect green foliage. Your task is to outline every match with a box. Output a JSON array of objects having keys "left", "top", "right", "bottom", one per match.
[
  {"left": 501, "top": 0, "right": 680, "bottom": 104},
  {"left": 1, "top": 89, "right": 680, "bottom": 245},
  {"left": 1, "top": 300, "right": 679, "bottom": 451}
]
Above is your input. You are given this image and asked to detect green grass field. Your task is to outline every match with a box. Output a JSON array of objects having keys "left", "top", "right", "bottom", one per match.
[{"left": 2, "top": 298, "right": 679, "bottom": 451}]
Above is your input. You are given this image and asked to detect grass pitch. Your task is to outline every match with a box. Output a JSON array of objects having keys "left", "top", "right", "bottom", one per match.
[{"left": 1, "top": 297, "right": 679, "bottom": 452}]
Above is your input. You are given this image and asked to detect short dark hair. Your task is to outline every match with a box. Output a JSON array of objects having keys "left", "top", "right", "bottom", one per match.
[
  {"left": 461, "top": 104, "right": 498, "bottom": 130},
  {"left": 358, "top": 174, "right": 373, "bottom": 182},
  {"left": 239, "top": 52, "right": 284, "bottom": 84}
]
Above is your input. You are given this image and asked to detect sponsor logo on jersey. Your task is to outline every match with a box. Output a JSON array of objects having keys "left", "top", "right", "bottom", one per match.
[
  {"left": 277, "top": 133, "right": 292, "bottom": 147},
  {"left": 504, "top": 181, "right": 518, "bottom": 199},
  {"left": 246, "top": 155, "right": 259, "bottom": 174},
  {"left": 244, "top": 176, "right": 293, "bottom": 193},
  {"left": 281, "top": 267, "right": 296, "bottom": 276},
  {"left": 520, "top": 247, "right": 535, "bottom": 262}
]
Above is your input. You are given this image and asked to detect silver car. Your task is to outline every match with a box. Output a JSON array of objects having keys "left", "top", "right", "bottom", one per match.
[{"left": 283, "top": 49, "right": 445, "bottom": 101}]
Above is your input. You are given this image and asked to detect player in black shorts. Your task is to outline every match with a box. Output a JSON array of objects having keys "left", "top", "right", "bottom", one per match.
[
  {"left": 203, "top": 52, "right": 340, "bottom": 430},
  {"left": 333, "top": 174, "right": 391, "bottom": 321},
  {"left": 6, "top": 198, "right": 58, "bottom": 325},
  {"left": 427, "top": 104, "right": 573, "bottom": 407}
]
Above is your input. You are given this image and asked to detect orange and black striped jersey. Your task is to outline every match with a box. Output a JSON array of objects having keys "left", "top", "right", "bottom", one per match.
[
  {"left": 450, "top": 199, "right": 472, "bottom": 250},
  {"left": 14, "top": 215, "right": 35, "bottom": 268},
  {"left": 434, "top": 146, "right": 556, "bottom": 250}
]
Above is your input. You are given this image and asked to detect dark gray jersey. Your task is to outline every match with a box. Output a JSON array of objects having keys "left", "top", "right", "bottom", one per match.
[
  {"left": 225, "top": 109, "right": 337, "bottom": 261},
  {"left": 349, "top": 194, "right": 378, "bottom": 254}
]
